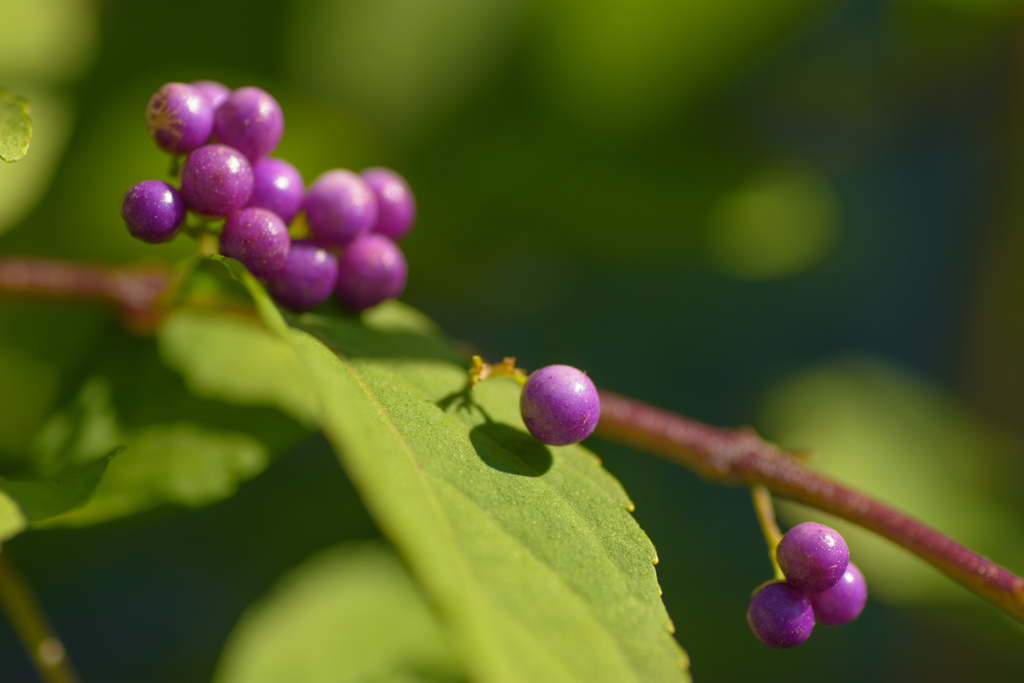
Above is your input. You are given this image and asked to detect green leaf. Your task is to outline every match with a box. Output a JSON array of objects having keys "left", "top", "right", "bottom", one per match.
[
  {"left": 187, "top": 258, "right": 689, "bottom": 683},
  {"left": 0, "top": 448, "right": 119, "bottom": 524},
  {"left": 36, "top": 321, "right": 309, "bottom": 527},
  {"left": 158, "top": 308, "right": 317, "bottom": 424},
  {"left": 0, "top": 88, "right": 31, "bottom": 162},
  {"left": 215, "top": 542, "right": 464, "bottom": 683},
  {"left": 0, "top": 370, "right": 121, "bottom": 536},
  {"left": 292, "top": 326, "right": 685, "bottom": 683}
]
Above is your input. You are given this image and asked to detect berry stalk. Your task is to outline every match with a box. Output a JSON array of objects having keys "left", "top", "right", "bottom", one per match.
[
  {"left": 594, "top": 389, "right": 1024, "bottom": 623},
  {"left": 0, "top": 551, "right": 80, "bottom": 683},
  {"left": 751, "top": 485, "right": 785, "bottom": 582}
]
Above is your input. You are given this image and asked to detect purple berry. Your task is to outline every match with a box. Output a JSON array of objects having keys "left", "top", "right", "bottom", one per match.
[
  {"left": 334, "top": 234, "right": 406, "bottom": 311},
  {"left": 191, "top": 80, "right": 231, "bottom": 110},
  {"left": 747, "top": 583, "right": 815, "bottom": 648},
  {"left": 264, "top": 241, "right": 339, "bottom": 311},
  {"left": 361, "top": 167, "right": 416, "bottom": 241},
  {"left": 520, "top": 365, "right": 600, "bottom": 446},
  {"left": 212, "top": 87, "right": 284, "bottom": 161},
  {"left": 305, "top": 170, "right": 378, "bottom": 246},
  {"left": 120, "top": 180, "right": 185, "bottom": 244},
  {"left": 180, "top": 144, "right": 254, "bottom": 216},
  {"left": 778, "top": 522, "right": 850, "bottom": 594},
  {"left": 145, "top": 82, "right": 213, "bottom": 155},
  {"left": 219, "top": 208, "right": 290, "bottom": 278},
  {"left": 810, "top": 562, "right": 867, "bottom": 626},
  {"left": 246, "top": 157, "right": 305, "bottom": 224}
]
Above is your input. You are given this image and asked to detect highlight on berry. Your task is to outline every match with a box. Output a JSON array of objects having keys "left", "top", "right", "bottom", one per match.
[{"left": 122, "top": 80, "right": 417, "bottom": 313}]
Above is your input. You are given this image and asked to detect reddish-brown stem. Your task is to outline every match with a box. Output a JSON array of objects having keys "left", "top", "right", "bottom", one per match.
[
  {"left": 0, "top": 257, "right": 172, "bottom": 333},
  {"left": 2, "top": 257, "right": 1023, "bottom": 622},
  {"left": 595, "top": 389, "right": 1024, "bottom": 623}
]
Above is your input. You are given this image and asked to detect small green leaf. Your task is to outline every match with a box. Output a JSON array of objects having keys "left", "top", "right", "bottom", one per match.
[
  {"left": 0, "top": 370, "right": 121, "bottom": 532},
  {"left": 36, "top": 322, "right": 308, "bottom": 527},
  {"left": 0, "top": 448, "right": 119, "bottom": 524},
  {"left": 49, "top": 426, "right": 266, "bottom": 526},
  {"left": 215, "top": 542, "right": 464, "bottom": 683},
  {"left": 0, "top": 88, "right": 32, "bottom": 163}
]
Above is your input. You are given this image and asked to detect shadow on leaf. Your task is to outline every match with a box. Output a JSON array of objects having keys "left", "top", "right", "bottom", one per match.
[
  {"left": 469, "top": 422, "right": 552, "bottom": 477},
  {"left": 300, "top": 313, "right": 465, "bottom": 365}
]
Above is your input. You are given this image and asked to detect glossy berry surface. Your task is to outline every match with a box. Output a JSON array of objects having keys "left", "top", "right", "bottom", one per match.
[
  {"left": 778, "top": 522, "right": 850, "bottom": 594},
  {"left": 213, "top": 86, "right": 283, "bottom": 161},
  {"left": 747, "top": 583, "right": 815, "bottom": 648},
  {"left": 120, "top": 180, "right": 185, "bottom": 243},
  {"left": 305, "top": 170, "right": 378, "bottom": 246},
  {"left": 219, "top": 208, "right": 290, "bottom": 278},
  {"left": 810, "top": 562, "right": 867, "bottom": 626},
  {"left": 180, "top": 144, "right": 254, "bottom": 216},
  {"left": 191, "top": 80, "right": 231, "bottom": 110},
  {"left": 362, "top": 167, "right": 416, "bottom": 241},
  {"left": 520, "top": 365, "right": 600, "bottom": 446},
  {"left": 246, "top": 157, "right": 305, "bottom": 224},
  {"left": 265, "top": 241, "right": 338, "bottom": 311},
  {"left": 145, "top": 82, "right": 213, "bottom": 155},
  {"left": 334, "top": 234, "right": 406, "bottom": 311}
]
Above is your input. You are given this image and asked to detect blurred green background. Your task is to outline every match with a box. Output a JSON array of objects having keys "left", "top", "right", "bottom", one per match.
[{"left": 3, "top": 0, "right": 1024, "bottom": 680}]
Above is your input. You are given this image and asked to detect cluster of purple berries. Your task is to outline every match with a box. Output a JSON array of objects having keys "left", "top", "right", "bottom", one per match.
[
  {"left": 120, "top": 81, "right": 415, "bottom": 311},
  {"left": 747, "top": 522, "right": 867, "bottom": 648}
]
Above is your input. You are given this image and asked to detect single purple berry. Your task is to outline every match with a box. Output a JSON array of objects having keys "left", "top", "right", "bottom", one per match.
[
  {"left": 520, "top": 365, "right": 600, "bottom": 446},
  {"left": 212, "top": 86, "right": 284, "bottom": 161},
  {"left": 361, "top": 167, "right": 416, "bottom": 241},
  {"left": 778, "top": 522, "right": 850, "bottom": 594},
  {"left": 120, "top": 180, "right": 185, "bottom": 244},
  {"left": 747, "top": 583, "right": 815, "bottom": 649},
  {"left": 246, "top": 157, "right": 305, "bottom": 224},
  {"left": 179, "top": 144, "right": 254, "bottom": 216},
  {"left": 219, "top": 208, "right": 290, "bottom": 278},
  {"left": 145, "top": 82, "right": 213, "bottom": 155},
  {"left": 810, "top": 562, "right": 867, "bottom": 626},
  {"left": 334, "top": 234, "right": 406, "bottom": 311},
  {"left": 264, "top": 241, "right": 338, "bottom": 311},
  {"left": 305, "top": 170, "right": 378, "bottom": 246},
  {"left": 191, "top": 80, "right": 231, "bottom": 110}
]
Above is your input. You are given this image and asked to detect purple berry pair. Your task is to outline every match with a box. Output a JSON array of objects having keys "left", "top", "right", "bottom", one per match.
[
  {"left": 123, "top": 80, "right": 418, "bottom": 314},
  {"left": 304, "top": 168, "right": 416, "bottom": 245},
  {"left": 262, "top": 234, "right": 408, "bottom": 312},
  {"left": 145, "top": 82, "right": 282, "bottom": 160},
  {"left": 747, "top": 523, "right": 867, "bottom": 648}
]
